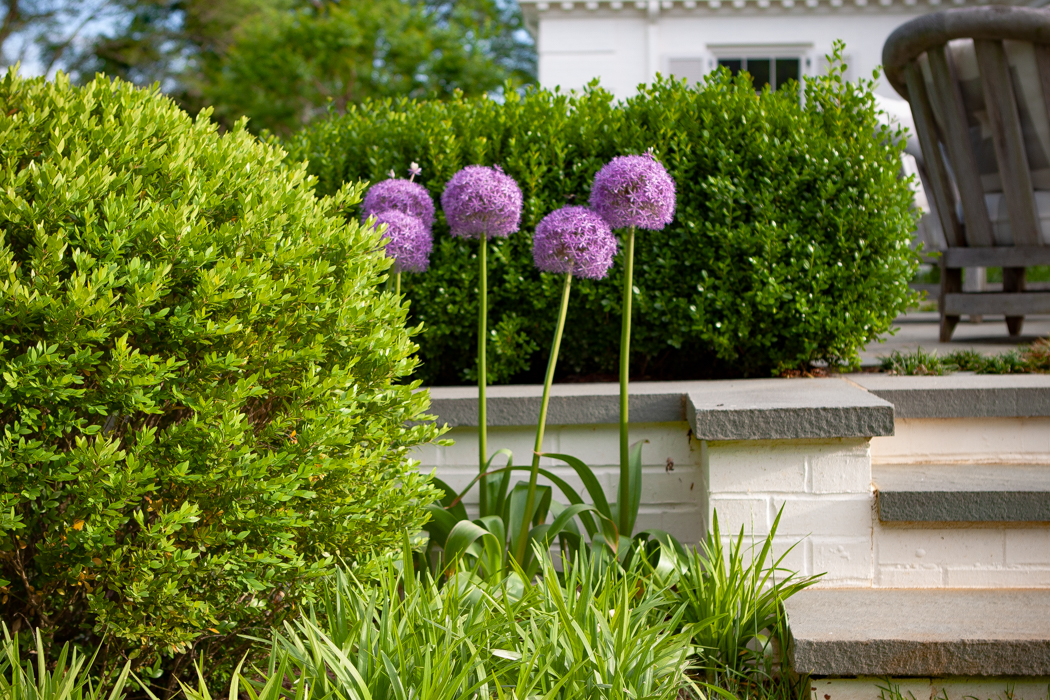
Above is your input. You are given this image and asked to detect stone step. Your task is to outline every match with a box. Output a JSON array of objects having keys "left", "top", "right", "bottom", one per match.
[
  {"left": 785, "top": 588, "right": 1050, "bottom": 677},
  {"left": 874, "top": 464, "right": 1050, "bottom": 523}
]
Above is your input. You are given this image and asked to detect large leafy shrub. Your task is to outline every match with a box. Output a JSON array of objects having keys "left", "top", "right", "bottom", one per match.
[
  {"left": 0, "top": 69, "right": 439, "bottom": 684},
  {"left": 287, "top": 48, "right": 919, "bottom": 383}
]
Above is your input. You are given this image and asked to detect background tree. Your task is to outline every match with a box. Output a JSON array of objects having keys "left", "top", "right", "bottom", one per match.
[
  {"left": 202, "top": 0, "right": 535, "bottom": 135},
  {"left": 0, "top": 0, "right": 536, "bottom": 134}
]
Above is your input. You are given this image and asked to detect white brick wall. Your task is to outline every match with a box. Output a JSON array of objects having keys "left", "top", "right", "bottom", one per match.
[
  {"left": 811, "top": 677, "right": 1050, "bottom": 700},
  {"left": 416, "top": 422, "right": 707, "bottom": 545},
  {"left": 416, "top": 415, "right": 1050, "bottom": 589},
  {"left": 704, "top": 438, "right": 874, "bottom": 586},
  {"left": 874, "top": 523, "right": 1050, "bottom": 588},
  {"left": 868, "top": 416, "right": 1050, "bottom": 588},
  {"left": 870, "top": 417, "right": 1050, "bottom": 465}
]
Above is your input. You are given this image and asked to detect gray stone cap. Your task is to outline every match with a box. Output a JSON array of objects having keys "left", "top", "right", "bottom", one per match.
[
  {"left": 786, "top": 588, "right": 1050, "bottom": 676},
  {"left": 426, "top": 381, "right": 685, "bottom": 430},
  {"left": 846, "top": 373, "right": 1050, "bottom": 419},
  {"left": 874, "top": 464, "right": 1050, "bottom": 522},
  {"left": 686, "top": 378, "right": 894, "bottom": 441},
  {"left": 423, "top": 378, "right": 895, "bottom": 441}
]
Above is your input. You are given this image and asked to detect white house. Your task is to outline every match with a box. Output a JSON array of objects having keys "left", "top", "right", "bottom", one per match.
[{"left": 518, "top": 0, "right": 1036, "bottom": 102}]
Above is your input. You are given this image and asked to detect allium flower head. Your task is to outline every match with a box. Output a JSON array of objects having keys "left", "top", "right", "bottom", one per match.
[
  {"left": 589, "top": 153, "right": 676, "bottom": 230},
  {"left": 368, "top": 209, "right": 433, "bottom": 273},
  {"left": 533, "top": 206, "right": 618, "bottom": 280},
  {"left": 363, "top": 178, "right": 435, "bottom": 229},
  {"left": 441, "top": 165, "right": 523, "bottom": 239}
]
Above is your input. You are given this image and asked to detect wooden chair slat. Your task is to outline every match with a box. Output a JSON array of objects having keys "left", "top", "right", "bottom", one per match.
[
  {"left": 1035, "top": 45, "right": 1050, "bottom": 140},
  {"left": 928, "top": 44, "right": 996, "bottom": 248},
  {"left": 943, "top": 246, "right": 1050, "bottom": 268},
  {"left": 974, "top": 39, "right": 1041, "bottom": 247},
  {"left": 905, "top": 62, "right": 965, "bottom": 248}
]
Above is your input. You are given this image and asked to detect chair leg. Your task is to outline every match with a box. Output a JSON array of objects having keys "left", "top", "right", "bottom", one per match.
[
  {"left": 1003, "top": 267, "right": 1026, "bottom": 337},
  {"left": 940, "top": 264, "right": 962, "bottom": 342},
  {"left": 941, "top": 314, "right": 961, "bottom": 342}
]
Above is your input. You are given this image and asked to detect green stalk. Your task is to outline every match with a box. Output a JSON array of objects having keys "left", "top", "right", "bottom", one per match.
[
  {"left": 514, "top": 272, "right": 573, "bottom": 567},
  {"left": 395, "top": 271, "right": 401, "bottom": 298},
  {"left": 478, "top": 234, "right": 488, "bottom": 514},
  {"left": 618, "top": 226, "right": 635, "bottom": 536}
]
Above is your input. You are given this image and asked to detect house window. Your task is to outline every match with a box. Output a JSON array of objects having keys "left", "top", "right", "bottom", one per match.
[{"left": 717, "top": 57, "right": 801, "bottom": 90}]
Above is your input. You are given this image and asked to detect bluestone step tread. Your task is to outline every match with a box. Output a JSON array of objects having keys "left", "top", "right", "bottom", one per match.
[
  {"left": 786, "top": 588, "right": 1050, "bottom": 677},
  {"left": 874, "top": 464, "right": 1050, "bottom": 522}
]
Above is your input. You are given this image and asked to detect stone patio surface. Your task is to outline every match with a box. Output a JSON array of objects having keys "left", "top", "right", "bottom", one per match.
[{"left": 859, "top": 312, "right": 1050, "bottom": 367}]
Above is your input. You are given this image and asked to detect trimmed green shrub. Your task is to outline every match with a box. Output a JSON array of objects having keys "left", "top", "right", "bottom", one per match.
[
  {"left": 0, "top": 69, "right": 439, "bottom": 684},
  {"left": 287, "top": 46, "right": 919, "bottom": 383}
]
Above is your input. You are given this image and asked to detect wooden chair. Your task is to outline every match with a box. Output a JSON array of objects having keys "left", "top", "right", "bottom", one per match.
[{"left": 883, "top": 7, "right": 1050, "bottom": 341}]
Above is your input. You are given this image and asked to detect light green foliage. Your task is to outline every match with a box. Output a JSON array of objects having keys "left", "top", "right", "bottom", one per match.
[
  {"left": 287, "top": 43, "right": 920, "bottom": 382},
  {"left": 675, "top": 510, "right": 819, "bottom": 679},
  {"left": 0, "top": 69, "right": 439, "bottom": 677}
]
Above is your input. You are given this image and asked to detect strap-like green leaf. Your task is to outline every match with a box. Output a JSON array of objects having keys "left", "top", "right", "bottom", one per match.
[
  {"left": 541, "top": 452, "right": 612, "bottom": 518},
  {"left": 430, "top": 476, "right": 468, "bottom": 521}
]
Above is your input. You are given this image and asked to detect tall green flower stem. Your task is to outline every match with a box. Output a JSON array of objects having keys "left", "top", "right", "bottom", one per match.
[
  {"left": 618, "top": 226, "right": 635, "bottom": 536},
  {"left": 514, "top": 272, "right": 573, "bottom": 567},
  {"left": 395, "top": 271, "right": 401, "bottom": 298},
  {"left": 478, "top": 235, "right": 489, "bottom": 513}
]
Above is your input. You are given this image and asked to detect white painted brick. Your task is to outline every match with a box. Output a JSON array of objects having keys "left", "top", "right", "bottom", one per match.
[
  {"left": 710, "top": 495, "right": 772, "bottom": 534},
  {"left": 810, "top": 678, "right": 1050, "bottom": 700},
  {"left": 547, "top": 424, "right": 618, "bottom": 466},
  {"left": 706, "top": 441, "right": 807, "bottom": 493},
  {"left": 808, "top": 441, "right": 872, "bottom": 494},
  {"left": 811, "top": 536, "right": 872, "bottom": 583},
  {"left": 635, "top": 506, "right": 705, "bottom": 545},
  {"left": 945, "top": 566, "right": 1050, "bottom": 587},
  {"left": 810, "top": 677, "right": 934, "bottom": 700},
  {"left": 870, "top": 417, "right": 1050, "bottom": 465},
  {"left": 771, "top": 495, "right": 873, "bottom": 537},
  {"left": 544, "top": 422, "right": 692, "bottom": 468},
  {"left": 637, "top": 466, "right": 704, "bottom": 504},
  {"left": 1005, "top": 528, "right": 1050, "bottom": 565},
  {"left": 934, "top": 678, "right": 1050, "bottom": 700},
  {"left": 877, "top": 565, "right": 945, "bottom": 587},
  {"left": 876, "top": 526, "right": 1004, "bottom": 567},
  {"left": 432, "top": 425, "right": 542, "bottom": 467}
]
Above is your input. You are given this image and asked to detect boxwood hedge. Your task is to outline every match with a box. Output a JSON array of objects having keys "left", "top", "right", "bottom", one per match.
[
  {"left": 286, "top": 48, "right": 919, "bottom": 383},
  {"left": 0, "top": 69, "right": 439, "bottom": 684}
]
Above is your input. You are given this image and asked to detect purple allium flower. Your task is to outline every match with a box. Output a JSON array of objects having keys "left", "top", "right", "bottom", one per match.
[
  {"left": 533, "top": 206, "right": 618, "bottom": 280},
  {"left": 363, "top": 178, "right": 435, "bottom": 229},
  {"left": 441, "top": 165, "right": 523, "bottom": 240},
  {"left": 367, "top": 210, "right": 433, "bottom": 273},
  {"left": 589, "top": 153, "right": 676, "bottom": 230}
]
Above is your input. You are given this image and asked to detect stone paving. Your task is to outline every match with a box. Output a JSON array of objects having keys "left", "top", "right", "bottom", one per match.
[{"left": 858, "top": 311, "right": 1050, "bottom": 367}]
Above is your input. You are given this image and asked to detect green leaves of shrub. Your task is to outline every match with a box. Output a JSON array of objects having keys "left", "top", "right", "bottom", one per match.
[
  {"left": 286, "top": 44, "right": 919, "bottom": 382},
  {"left": 0, "top": 69, "right": 440, "bottom": 680}
]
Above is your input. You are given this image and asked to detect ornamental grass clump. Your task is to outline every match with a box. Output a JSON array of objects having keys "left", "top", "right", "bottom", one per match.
[
  {"left": 441, "top": 165, "right": 523, "bottom": 512},
  {"left": 590, "top": 153, "right": 676, "bottom": 537}
]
